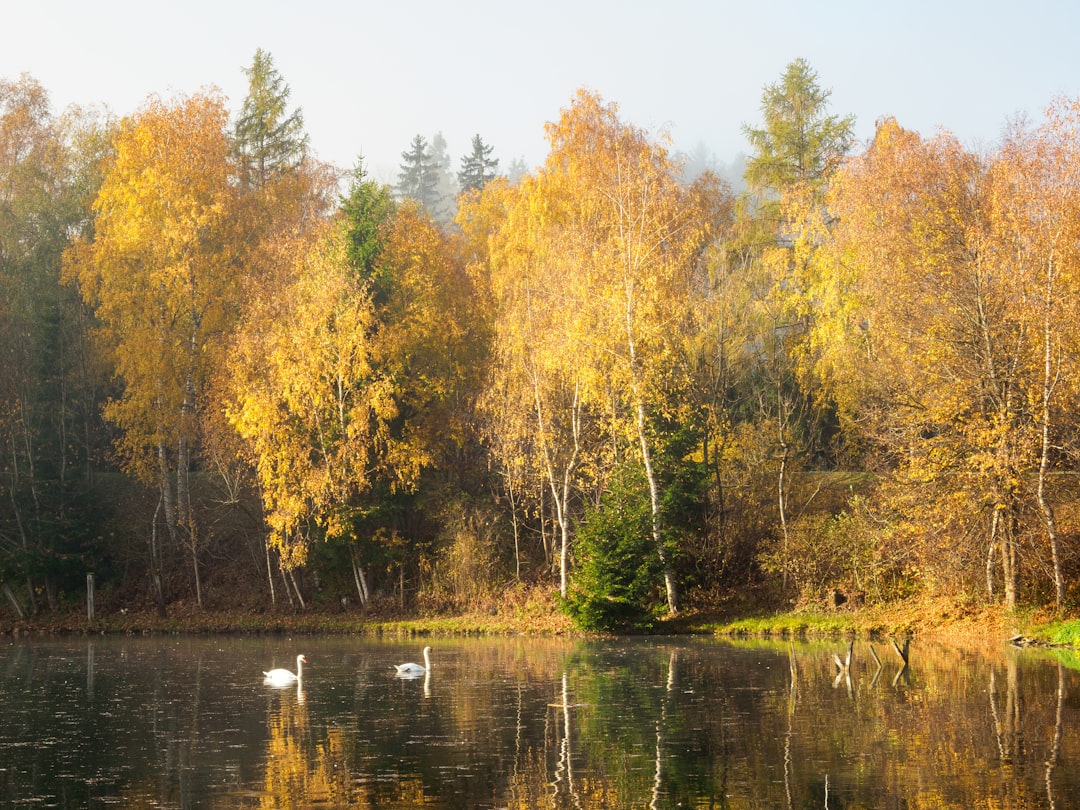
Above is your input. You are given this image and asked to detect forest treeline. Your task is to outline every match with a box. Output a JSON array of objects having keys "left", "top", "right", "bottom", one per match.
[{"left": 2, "top": 52, "right": 1079, "bottom": 630}]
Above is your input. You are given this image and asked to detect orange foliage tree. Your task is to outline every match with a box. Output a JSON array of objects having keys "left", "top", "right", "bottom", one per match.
[
  {"left": 989, "top": 98, "right": 1080, "bottom": 611},
  {"left": 821, "top": 111, "right": 1080, "bottom": 607}
]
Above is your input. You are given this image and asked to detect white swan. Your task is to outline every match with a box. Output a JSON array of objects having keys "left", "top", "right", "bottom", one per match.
[
  {"left": 394, "top": 646, "right": 431, "bottom": 676},
  {"left": 264, "top": 654, "right": 306, "bottom": 686}
]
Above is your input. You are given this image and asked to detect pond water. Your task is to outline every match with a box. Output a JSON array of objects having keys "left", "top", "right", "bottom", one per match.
[{"left": 0, "top": 633, "right": 1076, "bottom": 808}]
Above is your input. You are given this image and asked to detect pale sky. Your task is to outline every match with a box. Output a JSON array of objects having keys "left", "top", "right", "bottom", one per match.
[{"left": 5, "top": 0, "right": 1079, "bottom": 185}]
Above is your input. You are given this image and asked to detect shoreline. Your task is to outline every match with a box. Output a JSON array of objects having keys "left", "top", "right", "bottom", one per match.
[{"left": 1, "top": 596, "right": 1074, "bottom": 647}]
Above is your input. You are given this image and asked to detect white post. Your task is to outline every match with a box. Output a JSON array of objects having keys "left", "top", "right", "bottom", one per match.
[{"left": 86, "top": 573, "right": 95, "bottom": 620}]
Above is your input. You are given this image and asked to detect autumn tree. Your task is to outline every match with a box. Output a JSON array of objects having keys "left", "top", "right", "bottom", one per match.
[
  {"left": 64, "top": 91, "right": 243, "bottom": 612},
  {"left": 192, "top": 56, "right": 334, "bottom": 600},
  {"left": 227, "top": 223, "right": 392, "bottom": 605},
  {"left": 470, "top": 169, "right": 594, "bottom": 599},
  {"left": 228, "top": 157, "right": 485, "bottom": 607},
  {"left": 821, "top": 118, "right": 1054, "bottom": 607},
  {"left": 371, "top": 199, "right": 492, "bottom": 602},
  {"left": 989, "top": 98, "right": 1080, "bottom": 611},
  {"left": 457, "top": 178, "right": 552, "bottom": 583},
  {"left": 344, "top": 162, "right": 485, "bottom": 497},
  {"left": 557, "top": 93, "right": 715, "bottom": 616},
  {"left": 376, "top": 202, "right": 483, "bottom": 479},
  {"left": 233, "top": 48, "right": 308, "bottom": 191},
  {"left": 476, "top": 90, "right": 716, "bottom": 616},
  {"left": 222, "top": 161, "right": 394, "bottom": 607}
]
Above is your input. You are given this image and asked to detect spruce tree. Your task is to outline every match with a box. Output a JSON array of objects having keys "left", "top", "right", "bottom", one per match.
[
  {"left": 429, "top": 131, "right": 456, "bottom": 223},
  {"left": 395, "top": 134, "right": 440, "bottom": 213},
  {"left": 340, "top": 157, "right": 395, "bottom": 304},
  {"left": 457, "top": 134, "right": 500, "bottom": 194}
]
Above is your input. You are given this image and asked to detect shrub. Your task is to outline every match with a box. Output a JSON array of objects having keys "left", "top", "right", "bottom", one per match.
[
  {"left": 564, "top": 466, "right": 663, "bottom": 632},
  {"left": 759, "top": 494, "right": 893, "bottom": 607}
]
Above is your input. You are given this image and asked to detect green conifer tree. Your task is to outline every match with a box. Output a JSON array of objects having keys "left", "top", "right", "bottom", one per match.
[
  {"left": 233, "top": 48, "right": 308, "bottom": 191},
  {"left": 395, "top": 134, "right": 440, "bottom": 213},
  {"left": 457, "top": 134, "right": 500, "bottom": 194}
]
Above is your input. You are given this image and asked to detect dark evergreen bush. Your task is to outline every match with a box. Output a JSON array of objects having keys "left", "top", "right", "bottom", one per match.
[{"left": 564, "top": 467, "right": 662, "bottom": 632}]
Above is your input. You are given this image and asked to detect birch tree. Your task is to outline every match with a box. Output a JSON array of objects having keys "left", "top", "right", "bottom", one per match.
[
  {"left": 479, "top": 90, "right": 714, "bottom": 614},
  {"left": 824, "top": 119, "right": 1031, "bottom": 604},
  {"left": 63, "top": 91, "right": 242, "bottom": 612},
  {"left": 991, "top": 98, "right": 1080, "bottom": 612},
  {"left": 477, "top": 171, "right": 593, "bottom": 598},
  {"left": 227, "top": 223, "right": 393, "bottom": 601}
]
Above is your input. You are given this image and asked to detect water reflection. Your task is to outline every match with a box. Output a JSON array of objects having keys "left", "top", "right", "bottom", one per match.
[{"left": 0, "top": 635, "right": 1076, "bottom": 808}]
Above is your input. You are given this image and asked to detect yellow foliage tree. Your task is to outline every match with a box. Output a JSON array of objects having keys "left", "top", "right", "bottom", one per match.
[
  {"left": 376, "top": 201, "right": 483, "bottom": 487},
  {"left": 63, "top": 91, "right": 242, "bottom": 612},
  {"left": 475, "top": 90, "right": 715, "bottom": 614},
  {"left": 227, "top": 223, "right": 395, "bottom": 597},
  {"left": 469, "top": 169, "right": 595, "bottom": 598}
]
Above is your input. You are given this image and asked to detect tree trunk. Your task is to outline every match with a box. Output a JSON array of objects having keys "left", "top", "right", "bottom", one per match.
[
  {"left": 287, "top": 567, "right": 305, "bottom": 609},
  {"left": 265, "top": 539, "right": 276, "bottom": 606},
  {"left": 778, "top": 440, "right": 790, "bottom": 592},
  {"left": 623, "top": 290, "right": 677, "bottom": 614},
  {"left": 178, "top": 305, "right": 202, "bottom": 610},
  {"left": 350, "top": 546, "right": 369, "bottom": 606},
  {"left": 177, "top": 413, "right": 200, "bottom": 608},
  {"left": 636, "top": 397, "right": 678, "bottom": 615},
  {"left": 539, "top": 485, "right": 550, "bottom": 571},
  {"left": 1035, "top": 259, "right": 1064, "bottom": 613},
  {"left": 505, "top": 470, "right": 522, "bottom": 582},
  {"left": 986, "top": 509, "right": 999, "bottom": 601},
  {"left": 1001, "top": 507, "right": 1017, "bottom": 611},
  {"left": 158, "top": 440, "right": 178, "bottom": 545},
  {"left": 2, "top": 581, "right": 25, "bottom": 619},
  {"left": 150, "top": 496, "right": 167, "bottom": 618},
  {"left": 279, "top": 563, "right": 295, "bottom": 610},
  {"left": 534, "top": 376, "right": 581, "bottom": 600},
  {"left": 7, "top": 435, "right": 36, "bottom": 616},
  {"left": 189, "top": 543, "right": 202, "bottom": 610}
]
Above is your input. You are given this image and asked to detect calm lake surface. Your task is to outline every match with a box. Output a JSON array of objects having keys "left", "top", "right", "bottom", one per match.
[{"left": 0, "top": 633, "right": 1076, "bottom": 808}]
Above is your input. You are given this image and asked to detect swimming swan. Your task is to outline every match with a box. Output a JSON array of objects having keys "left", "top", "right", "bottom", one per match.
[
  {"left": 264, "top": 654, "right": 306, "bottom": 685},
  {"left": 394, "top": 646, "right": 431, "bottom": 676}
]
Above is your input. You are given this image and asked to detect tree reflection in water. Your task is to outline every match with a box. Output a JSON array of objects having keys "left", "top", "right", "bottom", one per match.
[
  {"left": 1045, "top": 662, "right": 1065, "bottom": 810},
  {"left": 0, "top": 637, "right": 1077, "bottom": 807}
]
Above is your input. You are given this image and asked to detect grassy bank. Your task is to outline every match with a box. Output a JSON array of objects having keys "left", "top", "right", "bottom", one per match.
[
  {"left": 677, "top": 597, "right": 1078, "bottom": 648},
  {"left": 2, "top": 591, "right": 1076, "bottom": 647},
  {"left": 0, "top": 584, "right": 579, "bottom": 638}
]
